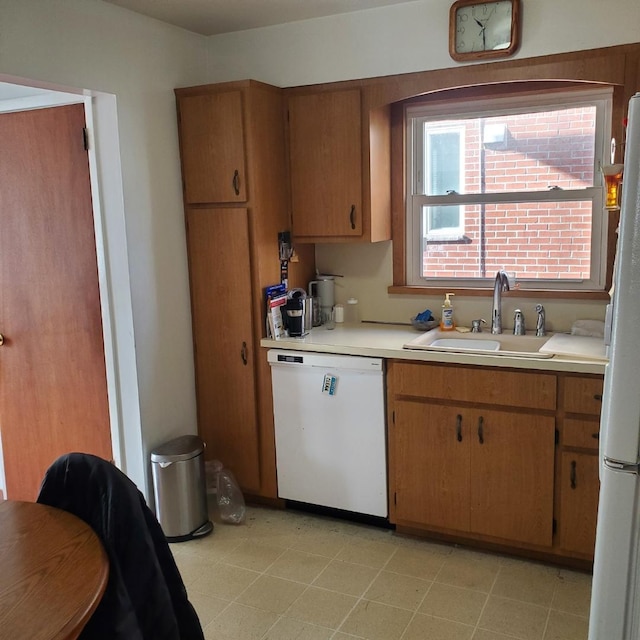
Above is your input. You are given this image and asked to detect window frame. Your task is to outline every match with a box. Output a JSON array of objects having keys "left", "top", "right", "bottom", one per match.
[{"left": 404, "top": 87, "right": 613, "bottom": 291}]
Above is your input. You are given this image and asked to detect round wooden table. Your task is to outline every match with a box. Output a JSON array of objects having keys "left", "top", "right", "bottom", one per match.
[{"left": 0, "top": 500, "right": 109, "bottom": 640}]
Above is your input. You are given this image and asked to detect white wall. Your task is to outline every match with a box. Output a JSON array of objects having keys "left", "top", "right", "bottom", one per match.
[
  {"left": 206, "top": 0, "right": 640, "bottom": 87},
  {"left": 206, "top": 0, "right": 640, "bottom": 332},
  {"left": 0, "top": 0, "right": 210, "bottom": 495}
]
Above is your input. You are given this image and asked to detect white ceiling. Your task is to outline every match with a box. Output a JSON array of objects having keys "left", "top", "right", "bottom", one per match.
[{"left": 101, "top": 0, "right": 416, "bottom": 36}]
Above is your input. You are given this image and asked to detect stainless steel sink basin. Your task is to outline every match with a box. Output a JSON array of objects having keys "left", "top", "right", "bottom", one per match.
[{"left": 403, "top": 329, "right": 554, "bottom": 358}]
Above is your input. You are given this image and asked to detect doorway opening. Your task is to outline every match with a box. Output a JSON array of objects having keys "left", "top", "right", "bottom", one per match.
[{"left": 0, "top": 76, "right": 142, "bottom": 498}]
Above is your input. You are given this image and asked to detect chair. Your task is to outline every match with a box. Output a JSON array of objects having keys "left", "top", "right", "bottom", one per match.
[{"left": 37, "top": 453, "right": 205, "bottom": 640}]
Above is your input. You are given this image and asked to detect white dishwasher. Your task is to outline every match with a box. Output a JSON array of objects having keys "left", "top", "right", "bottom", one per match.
[{"left": 267, "top": 349, "right": 387, "bottom": 518}]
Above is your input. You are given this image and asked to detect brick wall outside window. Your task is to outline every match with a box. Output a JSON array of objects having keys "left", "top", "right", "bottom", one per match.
[{"left": 423, "top": 107, "right": 596, "bottom": 280}]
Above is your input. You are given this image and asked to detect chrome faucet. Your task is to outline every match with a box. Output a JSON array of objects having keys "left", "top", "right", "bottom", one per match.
[
  {"left": 535, "top": 304, "right": 546, "bottom": 337},
  {"left": 491, "top": 270, "right": 511, "bottom": 334}
]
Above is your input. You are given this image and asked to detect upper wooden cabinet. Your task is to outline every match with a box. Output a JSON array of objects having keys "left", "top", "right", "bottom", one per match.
[
  {"left": 288, "top": 89, "right": 362, "bottom": 238},
  {"left": 286, "top": 88, "right": 391, "bottom": 242},
  {"left": 178, "top": 90, "right": 247, "bottom": 204}
]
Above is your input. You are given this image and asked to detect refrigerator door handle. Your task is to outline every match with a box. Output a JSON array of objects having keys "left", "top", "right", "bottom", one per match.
[{"left": 604, "top": 456, "right": 640, "bottom": 474}]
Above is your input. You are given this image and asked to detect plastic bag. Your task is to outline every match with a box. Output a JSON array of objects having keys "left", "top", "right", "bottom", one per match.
[
  {"left": 205, "top": 460, "right": 223, "bottom": 495},
  {"left": 215, "top": 465, "right": 246, "bottom": 524}
]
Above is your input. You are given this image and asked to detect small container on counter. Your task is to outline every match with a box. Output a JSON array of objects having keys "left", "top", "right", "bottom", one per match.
[
  {"left": 345, "top": 298, "right": 360, "bottom": 324},
  {"left": 334, "top": 304, "right": 345, "bottom": 323}
]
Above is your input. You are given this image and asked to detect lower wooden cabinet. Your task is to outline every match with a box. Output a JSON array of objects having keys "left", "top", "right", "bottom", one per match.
[
  {"left": 394, "top": 401, "right": 471, "bottom": 533},
  {"left": 556, "top": 374, "right": 603, "bottom": 559},
  {"left": 388, "top": 360, "right": 603, "bottom": 562},
  {"left": 393, "top": 399, "right": 555, "bottom": 547},
  {"left": 558, "top": 451, "right": 599, "bottom": 557},
  {"left": 186, "top": 208, "right": 261, "bottom": 492}
]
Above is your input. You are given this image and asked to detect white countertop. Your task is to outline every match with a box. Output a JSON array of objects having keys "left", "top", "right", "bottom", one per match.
[{"left": 260, "top": 323, "right": 607, "bottom": 375}]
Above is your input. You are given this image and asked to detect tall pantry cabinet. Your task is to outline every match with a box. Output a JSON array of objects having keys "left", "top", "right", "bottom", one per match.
[{"left": 175, "top": 80, "right": 314, "bottom": 499}]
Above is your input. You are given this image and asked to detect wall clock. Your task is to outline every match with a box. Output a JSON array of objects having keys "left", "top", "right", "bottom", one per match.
[{"left": 449, "top": 0, "right": 520, "bottom": 62}]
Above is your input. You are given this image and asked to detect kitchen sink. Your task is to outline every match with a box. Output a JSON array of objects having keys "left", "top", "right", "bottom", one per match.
[{"left": 404, "top": 329, "right": 554, "bottom": 358}]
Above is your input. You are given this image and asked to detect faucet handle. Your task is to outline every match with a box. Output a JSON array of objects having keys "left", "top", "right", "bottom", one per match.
[
  {"left": 535, "top": 304, "right": 546, "bottom": 337},
  {"left": 513, "top": 309, "right": 526, "bottom": 335},
  {"left": 471, "top": 319, "right": 487, "bottom": 333}
]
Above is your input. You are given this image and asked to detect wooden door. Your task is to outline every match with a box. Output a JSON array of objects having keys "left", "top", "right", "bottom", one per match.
[
  {"left": 0, "top": 104, "right": 112, "bottom": 501},
  {"left": 394, "top": 400, "right": 470, "bottom": 532},
  {"left": 288, "top": 89, "right": 362, "bottom": 238},
  {"left": 185, "top": 208, "right": 261, "bottom": 492},
  {"left": 178, "top": 92, "right": 247, "bottom": 204},
  {"left": 470, "top": 409, "right": 555, "bottom": 546},
  {"left": 559, "top": 451, "right": 599, "bottom": 557}
]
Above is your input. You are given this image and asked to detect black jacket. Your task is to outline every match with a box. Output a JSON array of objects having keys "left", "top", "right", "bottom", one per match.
[{"left": 37, "top": 453, "right": 205, "bottom": 640}]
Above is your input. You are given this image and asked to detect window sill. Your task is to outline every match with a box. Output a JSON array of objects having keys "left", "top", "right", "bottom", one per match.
[
  {"left": 425, "top": 234, "right": 471, "bottom": 244},
  {"left": 387, "top": 285, "right": 610, "bottom": 301}
]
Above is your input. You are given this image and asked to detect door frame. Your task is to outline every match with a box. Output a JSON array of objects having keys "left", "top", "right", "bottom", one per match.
[{"left": 0, "top": 77, "right": 145, "bottom": 497}]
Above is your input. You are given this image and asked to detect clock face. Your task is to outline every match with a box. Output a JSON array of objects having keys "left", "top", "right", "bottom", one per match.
[{"left": 454, "top": 1, "right": 514, "bottom": 55}]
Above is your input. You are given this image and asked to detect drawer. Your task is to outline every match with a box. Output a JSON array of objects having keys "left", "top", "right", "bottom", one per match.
[
  {"left": 562, "top": 376, "right": 604, "bottom": 415},
  {"left": 563, "top": 417, "right": 600, "bottom": 451},
  {"left": 389, "top": 361, "right": 556, "bottom": 410}
]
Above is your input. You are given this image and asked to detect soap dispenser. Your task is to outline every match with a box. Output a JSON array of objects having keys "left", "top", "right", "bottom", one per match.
[{"left": 440, "top": 293, "right": 455, "bottom": 331}]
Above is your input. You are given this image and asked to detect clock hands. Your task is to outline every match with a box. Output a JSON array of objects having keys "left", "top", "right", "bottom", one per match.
[
  {"left": 473, "top": 5, "right": 497, "bottom": 51},
  {"left": 474, "top": 17, "right": 486, "bottom": 49}
]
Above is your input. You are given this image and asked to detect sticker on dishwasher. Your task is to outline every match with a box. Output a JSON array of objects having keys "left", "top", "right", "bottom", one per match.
[{"left": 322, "top": 374, "right": 338, "bottom": 396}]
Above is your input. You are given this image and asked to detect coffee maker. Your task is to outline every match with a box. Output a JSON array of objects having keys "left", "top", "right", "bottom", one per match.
[
  {"left": 284, "top": 290, "right": 313, "bottom": 337},
  {"left": 308, "top": 276, "right": 335, "bottom": 326}
]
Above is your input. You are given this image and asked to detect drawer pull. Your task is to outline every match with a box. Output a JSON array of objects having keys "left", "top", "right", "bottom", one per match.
[
  {"left": 233, "top": 169, "right": 241, "bottom": 196},
  {"left": 592, "top": 432, "right": 600, "bottom": 440},
  {"left": 349, "top": 204, "right": 356, "bottom": 230},
  {"left": 478, "top": 416, "right": 484, "bottom": 445},
  {"left": 570, "top": 460, "right": 577, "bottom": 489},
  {"left": 594, "top": 393, "right": 603, "bottom": 402},
  {"left": 456, "top": 414, "right": 462, "bottom": 442}
]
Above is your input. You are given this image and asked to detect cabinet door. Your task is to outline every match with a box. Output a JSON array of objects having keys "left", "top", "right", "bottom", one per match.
[
  {"left": 288, "top": 89, "right": 362, "bottom": 238},
  {"left": 178, "top": 91, "right": 247, "bottom": 204},
  {"left": 394, "top": 400, "right": 470, "bottom": 532},
  {"left": 564, "top": 417, "right": 600, "bottom": 452},
  {"left": 562, "top": 375, "right": 604, "bottom": 416},
  {"left": 186, "top": 208, "right": 260, "bottom": 492},
  {"left": 559, "top": 452, "right": 599, "bottom": 557},
  {"left": 470, "top": 409, "right": 555, "bottom": 547}
]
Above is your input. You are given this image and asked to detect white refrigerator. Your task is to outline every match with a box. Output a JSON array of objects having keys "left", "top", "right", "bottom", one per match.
[{"left": 589, "top": 92, "right": 640, "bottom": 639}]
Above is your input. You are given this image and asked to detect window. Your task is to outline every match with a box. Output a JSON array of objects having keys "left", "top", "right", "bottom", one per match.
[
  {"left": 423, "top": 126, "right": 464, "bottom": 239},
  {"left": 405, "top": 88, "right": 612, "bottom": 290}
]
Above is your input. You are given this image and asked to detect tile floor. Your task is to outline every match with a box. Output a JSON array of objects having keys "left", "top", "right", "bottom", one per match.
[{"left": 171, "top": 504, "right": 592, "bottom": 640}]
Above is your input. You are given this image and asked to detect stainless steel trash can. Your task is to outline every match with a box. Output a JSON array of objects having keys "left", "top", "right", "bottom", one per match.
[{"left": 151, "top": 435, "right": 213, "bottom": 542}]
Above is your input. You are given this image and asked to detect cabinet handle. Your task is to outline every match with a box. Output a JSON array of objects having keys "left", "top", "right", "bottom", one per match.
[
  {"left": 456, "top": 414, "right": 462, "bottom": 442},
  {"left": 592, "top": 432, "right": 600, "bottom": 440},
  {"left": 570, "top": 460, "right": 577, "bottom": 489},
  {"left": 594, "top": 393, "right": 603, "bottom": 401},
  {"left": 232, "top": 170, "right": 240, "bottom": 196},
  {"left": 478, "top": 416, "right": 484, "bottom": 444},
  {"left": 240, "top": 341, "right": 248, "bottom": 365},
  {"left": 349, "top": 204, "right": 356, "bottom": 230}
]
